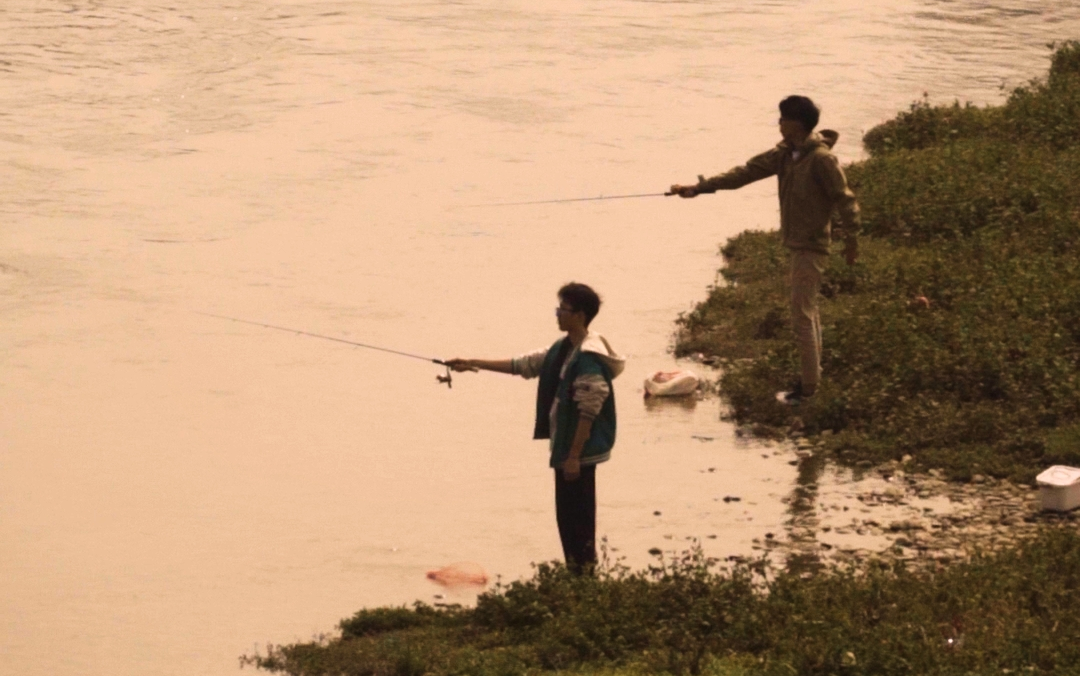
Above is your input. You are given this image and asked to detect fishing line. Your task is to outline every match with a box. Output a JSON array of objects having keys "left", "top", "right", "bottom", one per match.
[
  {"left": 196, "top": 311, "right": 459, "bottom": 388},
  {"left": 467, "top": 191, "right": 675, "bottom": 207}
]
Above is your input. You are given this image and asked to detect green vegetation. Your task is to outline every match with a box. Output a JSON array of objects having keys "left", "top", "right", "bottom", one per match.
[
  {"left": 676, "top": 41, "right": 1080, "bottom": 483},
  {"left": 245, "top": 529, "right": 1080, "bottom": 675}
]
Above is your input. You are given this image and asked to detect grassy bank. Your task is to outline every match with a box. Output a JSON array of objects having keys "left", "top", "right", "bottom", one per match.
[
  {"left": 245, "top": 529, "right": 1080, "bottom": 676},
  {"left": 676, "top": 42, "right": 1080, "bottom": 484}
]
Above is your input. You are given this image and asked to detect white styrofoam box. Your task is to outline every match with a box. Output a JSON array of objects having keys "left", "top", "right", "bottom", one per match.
[{"left": 1036, "top": 465, "right": 1080, "bottom": 512}]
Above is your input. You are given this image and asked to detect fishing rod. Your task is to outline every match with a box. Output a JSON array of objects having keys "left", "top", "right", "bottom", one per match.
[
  {"left": 469, "top": 190, "right": 676, "bottom": 207},
  {"left": 196, "top": 311, "right": 462, "bottom": 388}
]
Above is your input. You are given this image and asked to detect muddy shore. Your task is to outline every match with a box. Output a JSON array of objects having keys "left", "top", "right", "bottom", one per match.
[{"left": 746, "top": 432, "right": 1075, "bottom": 573}]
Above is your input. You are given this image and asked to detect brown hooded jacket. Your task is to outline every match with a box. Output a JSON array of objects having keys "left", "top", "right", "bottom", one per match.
[{"left": 696, "top": 129, "right": 859, "bottom": 255}]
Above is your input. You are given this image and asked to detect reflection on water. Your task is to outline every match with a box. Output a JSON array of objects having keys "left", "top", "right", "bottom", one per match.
[
  {"left": 2, "top": 2, "right": 1079, "bottom": 675},
  {"left": 643, "top": 392, "right": 699, "bottom": 413},
  {"left": 783, "top": 452, "right": 829, "bottom": 575}
]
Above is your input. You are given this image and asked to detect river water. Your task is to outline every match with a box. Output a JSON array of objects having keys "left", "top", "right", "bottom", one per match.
[{"left": 2, "top": 2, "right": 1078, "bottom": 675}]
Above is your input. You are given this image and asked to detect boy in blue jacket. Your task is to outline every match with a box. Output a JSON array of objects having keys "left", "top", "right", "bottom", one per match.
[{"left": 447, "top": 282, "right": 625, "bottom": 573}]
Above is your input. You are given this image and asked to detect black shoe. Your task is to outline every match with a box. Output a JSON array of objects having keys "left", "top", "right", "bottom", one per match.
[{"left": 780, "top": 383, "right": 814, "bottom": 405}]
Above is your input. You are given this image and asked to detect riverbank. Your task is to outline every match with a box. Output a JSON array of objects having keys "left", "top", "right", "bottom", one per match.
[
  {"left": 243, "top": 43, "right": 1080, "bottom": 676},
  {"left": 245, "top": 527, "right": 1080, "bottom": 676},
  {"left": 676, "top": 41, "right": 1080, "bottom": 485}
]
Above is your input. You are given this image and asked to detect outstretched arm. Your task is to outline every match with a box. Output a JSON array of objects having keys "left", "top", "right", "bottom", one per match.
[
  {"left": 670, "top": 146, "right": 782, "bottom": 198},
  {"left": 445, "top": 358, "right": 511, "bottom": 373},
  {"left": 447, "top": 347, "right": 549, "bottom": 377}
]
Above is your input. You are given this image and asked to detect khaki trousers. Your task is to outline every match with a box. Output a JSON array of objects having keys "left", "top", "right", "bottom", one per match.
[{"left": 790, "top": 249, "right": 826, "bottom": 392}]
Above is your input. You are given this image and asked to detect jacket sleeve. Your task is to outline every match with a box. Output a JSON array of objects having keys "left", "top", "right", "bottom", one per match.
[
  {"left": 697, "top": 147, "right": 782, "bottom": 193},
  {"left": 511, "top": 348, "right": 549, "bottom": 379},
  {"left": 572, "top": 373, "right": 610, "bottom": 421},
  {"left": 815, "top": 152, "right": 860, "bottom": 239}
]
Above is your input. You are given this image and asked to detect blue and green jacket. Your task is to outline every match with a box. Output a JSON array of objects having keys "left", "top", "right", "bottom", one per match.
[{"left": 522, "top": 334, "right": 624, "bottom": 468}]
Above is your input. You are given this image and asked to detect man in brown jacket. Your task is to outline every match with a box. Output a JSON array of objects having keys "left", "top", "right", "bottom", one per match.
[{"left": 670, "top": 95, "right": 860, "bottom": 403}]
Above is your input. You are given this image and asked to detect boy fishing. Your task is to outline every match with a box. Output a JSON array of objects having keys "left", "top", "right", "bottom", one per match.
[
  {"left": 669, "top": 95, "right": 860, "bottom": 403},
  {"left": 447, "top": 282, "right": 625, "bottom": 573}
]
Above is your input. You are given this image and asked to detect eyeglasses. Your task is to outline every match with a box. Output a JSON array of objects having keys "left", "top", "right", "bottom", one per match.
[{"left": 555, "top": 306, "right": 576, "bottom": 316}]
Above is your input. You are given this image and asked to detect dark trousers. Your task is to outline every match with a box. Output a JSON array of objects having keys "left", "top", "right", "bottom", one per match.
[{"left": 554, "top": 464, "right": 597, "bottom": 574}]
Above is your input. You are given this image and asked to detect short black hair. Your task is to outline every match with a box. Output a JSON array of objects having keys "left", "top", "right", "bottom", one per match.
[
  {"left": 779, "top": 95, "right": 820, "bottom": 132},
  {"left": 558, "top": 282, "right": 601, "bottom": 326}
]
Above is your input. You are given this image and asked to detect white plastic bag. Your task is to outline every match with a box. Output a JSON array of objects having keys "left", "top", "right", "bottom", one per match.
[{"left": 643, "top": 369, "right": 700, "bottom": 397}]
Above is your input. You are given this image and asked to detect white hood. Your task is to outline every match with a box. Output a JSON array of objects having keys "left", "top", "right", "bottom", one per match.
[{"left": 579, "top": 332, "right": 626, "bottom": 378}]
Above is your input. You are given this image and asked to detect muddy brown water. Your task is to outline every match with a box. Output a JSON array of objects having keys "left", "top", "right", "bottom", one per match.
[{"left": 2, "top": 2, "right": 1079, "bottom": 674}]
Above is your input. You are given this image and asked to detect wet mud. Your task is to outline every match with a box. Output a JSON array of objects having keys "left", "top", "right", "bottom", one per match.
[{"left": 747, "top": 435, "right": 1065, "bottom": 575}]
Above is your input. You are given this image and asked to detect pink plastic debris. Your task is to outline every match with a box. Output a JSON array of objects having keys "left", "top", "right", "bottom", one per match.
[{"left": 425, "top": 561, "right": 489, "bottom": 588}]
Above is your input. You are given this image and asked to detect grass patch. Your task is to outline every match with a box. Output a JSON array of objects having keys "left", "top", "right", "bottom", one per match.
[
  {"left": 244, "top": 529, "right": 1080, "bottom": 675},
  {"left": 674, "top": 41, "right": 1080, "bottom": 483}
]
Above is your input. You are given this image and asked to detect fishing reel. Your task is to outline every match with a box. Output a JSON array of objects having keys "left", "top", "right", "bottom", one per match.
[
  {"left": 434, "top": 360, "right": 478, "bottom": 388},
  {"left": 436, "top": 363, "right": 453, "bottom": 389}
]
